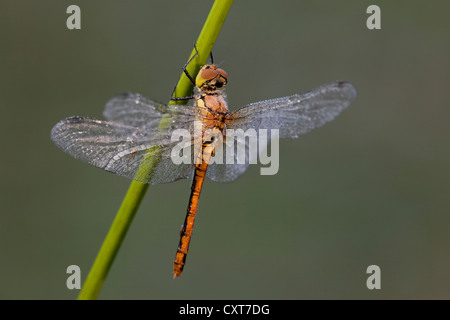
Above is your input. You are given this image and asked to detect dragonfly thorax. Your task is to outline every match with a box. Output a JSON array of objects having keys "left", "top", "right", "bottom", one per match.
[{"left": 195, "top": 64, "right": 228, "bottom": 91}]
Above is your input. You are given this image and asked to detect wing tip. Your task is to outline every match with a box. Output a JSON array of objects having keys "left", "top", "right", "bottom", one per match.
[
  {"left": 114, "top": 92, "right": 135, "bottom": 99},
  {"left": 50, "top": 116, "right": 79, "bottom": 140},
  {"left": 335, "top": 81, "right": 357, "bottom": 101}
]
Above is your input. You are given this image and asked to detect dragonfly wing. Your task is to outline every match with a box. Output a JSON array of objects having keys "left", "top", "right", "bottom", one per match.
[
  {"left": 208, "top": 81, "right": 357, "bottom": 183},
  {"left": 206, "top": 135, "right": 250, "bottom": 183},
  {"left": 103, "top": 92, "right": 198, "bottom": 132},
  {"left": 227, "top": 81, "right": 357, "bottom": 138},
  {"left": 51, "top": 116, "right": 194, "bottom": 184}
]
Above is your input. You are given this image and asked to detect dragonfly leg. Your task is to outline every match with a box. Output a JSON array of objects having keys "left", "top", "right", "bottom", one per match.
[
  {"left": 209, "top": 50, "right": 214, "bottom": 64},
  {"left": 170, "top": 94, "right": 194, "bottom": 102},
  {"left": 169, "top": 45, "right": 216, "bottom": 102},
  {"left": 170, "top": 44, "right": 200, "bottom": 101}
]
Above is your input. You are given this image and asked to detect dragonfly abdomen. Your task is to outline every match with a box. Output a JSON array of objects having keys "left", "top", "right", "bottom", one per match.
[{"left": 173, "top": 142, "right": 215, "bottom": 278}]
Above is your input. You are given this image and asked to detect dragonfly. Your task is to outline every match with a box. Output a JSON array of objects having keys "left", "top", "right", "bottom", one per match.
[{"left": 51, "top": 61, "right": 357, "bottom": 278}]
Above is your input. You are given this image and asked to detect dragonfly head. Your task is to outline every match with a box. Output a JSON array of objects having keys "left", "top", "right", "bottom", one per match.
[{"left": 195, "top": 64, "right": 228, "bottom": 90}]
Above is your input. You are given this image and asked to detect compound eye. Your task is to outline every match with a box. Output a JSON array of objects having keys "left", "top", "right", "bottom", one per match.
[
  {"left": 200, "top": 67, "right": 218, "bottom": 81},
  {"left": 216, "top": 68, "right": 228, "bottom": 81}
]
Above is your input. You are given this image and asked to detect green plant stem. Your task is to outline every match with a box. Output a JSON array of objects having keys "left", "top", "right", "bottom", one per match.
[
  {"left": 78, "top": 0, "right": 233, "bottom": 300},
  {"left": 170, "top": 0, "right": 234, "bottom": 103}
]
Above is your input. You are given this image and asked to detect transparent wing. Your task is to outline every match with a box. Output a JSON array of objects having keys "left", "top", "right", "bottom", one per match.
[
  {"left": 207, "top": 81, "right": 357, "bottom": 183},
  {"left": 206, "top": 135, "right": 250, "bottom": 183},
  {"left": 103, "top": 92, "right": 198, "bottom": 132},
  {"left": 50, "top": 116, "right": 194, "bottom": 184},
  {"left": 227, "top": 81, "right": 357, "bottom": 138}
]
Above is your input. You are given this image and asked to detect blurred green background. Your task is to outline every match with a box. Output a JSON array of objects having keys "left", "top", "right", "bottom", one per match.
[{"left": 1, "top": 0, "right": 449, "bottom": 299}]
